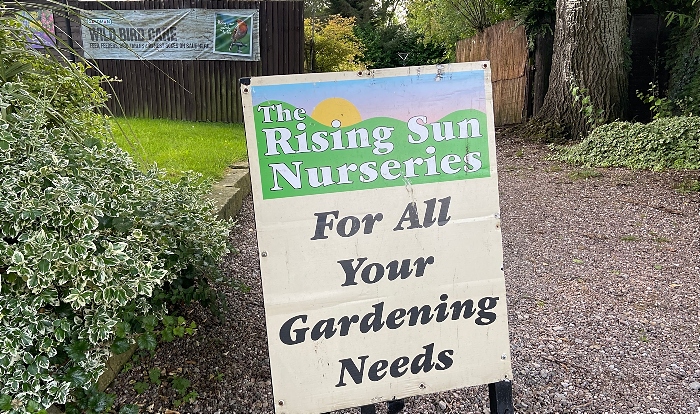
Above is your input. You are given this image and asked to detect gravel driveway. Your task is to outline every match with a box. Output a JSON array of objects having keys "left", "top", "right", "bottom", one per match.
[{"left": 109, "top": 136, "right": 700, "bottom": 414}]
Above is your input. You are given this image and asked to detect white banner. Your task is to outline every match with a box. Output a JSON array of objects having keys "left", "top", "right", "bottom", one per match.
[
  {"left": 241, "top": 63, "right": 512, "bottom": 413},
  {"left": 80, "top": 9, "right": 259, "bottom": 60}
]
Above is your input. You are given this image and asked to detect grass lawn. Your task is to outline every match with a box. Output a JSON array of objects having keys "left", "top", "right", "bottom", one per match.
[{"left": 110, "top": 118, "right": 248, "bottom": 181}]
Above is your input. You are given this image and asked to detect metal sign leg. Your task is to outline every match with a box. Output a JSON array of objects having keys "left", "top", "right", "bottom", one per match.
[
  {"left": 488, "top": 380, "right": 514, "bottom": 414},
  {"left": 358, "top": 398, "right": 404, "bottom": 414},
  {"left": 387, "top": 399, "right": 405, "bottom": 413},
  {"left": 360, "top": 405, "right": 377, "bottom": 414}
]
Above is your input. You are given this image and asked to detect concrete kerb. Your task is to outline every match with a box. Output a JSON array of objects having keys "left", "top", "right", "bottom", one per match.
[
  {"left": 48, "top": 163, "right": 252, "bottom": 413},
  {"left": 210, "top": 161, "right": 252, "bottom": 220}
]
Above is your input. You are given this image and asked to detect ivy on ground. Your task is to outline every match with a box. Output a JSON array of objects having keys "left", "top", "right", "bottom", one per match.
[{"left": 553, "top": 116, "right": 700, "bottom": 170}]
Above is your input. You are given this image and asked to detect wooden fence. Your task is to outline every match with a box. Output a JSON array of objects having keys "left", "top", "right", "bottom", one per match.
[
  {"left": 83, "top": 0, "right": 304, "bottom": 123},
  {"left": 22, "top": 0, "right": 304, "bottom": 123},
  {"left": 456, "top": 20, "right": 529, "bottom": 126}
]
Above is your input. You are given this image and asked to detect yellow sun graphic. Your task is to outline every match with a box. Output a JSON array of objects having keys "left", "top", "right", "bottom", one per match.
[{"left": 310, "top": 97, "right": 362, "bottom": 127}]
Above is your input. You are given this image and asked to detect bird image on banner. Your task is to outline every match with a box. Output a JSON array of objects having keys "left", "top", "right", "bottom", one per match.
[{"left": 229, "top": 19, "right": 249, "bottom": 52}]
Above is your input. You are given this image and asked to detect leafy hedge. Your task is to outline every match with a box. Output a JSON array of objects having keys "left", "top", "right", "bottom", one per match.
[
  {"left": 0, "top": 10, "right": 229, "bottom": 413},
  {"left": 553, "top": 116, "right": 700, "bottom": 170}
]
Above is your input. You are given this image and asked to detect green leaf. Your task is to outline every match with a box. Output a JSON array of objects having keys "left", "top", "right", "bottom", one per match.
[
  {"left": 27, "top": 272, "right": 40, "bottom": 289},
  {"left": 133, "top": 381, "right": 149, "bottom": 394},
  {"left": 0, "top": 61, "right": 33, "bottom": 81},
  {"left": 65, "top": 367, "right": 89, "bottom": 387},
  {"left": 36, "top": 355, "right": 50, "bottom": 370},
  {"left": 23, "top": 352, "right": 35, "bottom": 364},
  {"left": 161, "top": 328, "right": 174, "bottom": 342},
  {"left": 66, "top": 341, "right": 89, "bottom": 361},
  {"left": 25, "top": 400, "right": 41, "bottom": 413},
  {"left": 140, "top": 315, "right": 157, "bottom": 332},
  {"left": 38, "top": 259, "right": 50, "bottom": 273},
  {"left": 54, "top": 326, "right": 66, "bottom": 342},
  {"left": 110, "top": 337, "right": 132, "bottom": 355},
  {"left": 148, "top": 368, "right": 161, "bottom": 385},
  {"left": 87, "top": 390, "right": 115, "bottom": 412},
  {"left": 12, "top": 250, "right": 24, "bottom": 264},
  {"left": 171, "top": 376, "right": 190, "bottom": 396},
  {"left": 136, "top": 333, "right": 157, "bottom": 351},
  {"left": 0, "top": 394, "right": 12, "bottom": 411},
  {"left": 65, "top": 402, "right": 82, "bottom": 414},
  {"left": 119, "top": 404, "right": 140, "bottom": 414},
  {"left": 27, "top": 363, "right": 39, "bottom": 376},
  {"left": 83, "top": 137, "right": 102, "bottom": 149}
]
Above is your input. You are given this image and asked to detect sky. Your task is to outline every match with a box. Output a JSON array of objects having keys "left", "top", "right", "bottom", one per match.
[{"left": 251, "top": 69, "right": 487, "bottom": 124}]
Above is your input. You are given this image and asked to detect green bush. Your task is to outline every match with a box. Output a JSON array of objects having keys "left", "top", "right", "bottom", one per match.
[
  {"left": 553, "top": 117, "right": 700, "bottom": 170},
  {"left": 0, "top": 9, "right": 229, "bottom": 413}
]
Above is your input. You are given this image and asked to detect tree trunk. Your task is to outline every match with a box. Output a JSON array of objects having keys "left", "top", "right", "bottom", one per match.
[{"left": 537, "top": 0, "right": 628, "bottom": 139}]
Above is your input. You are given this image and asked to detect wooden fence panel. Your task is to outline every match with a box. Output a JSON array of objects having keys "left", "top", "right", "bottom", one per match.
[
  {"left": 456, "top": 20, "right": 528, "bottom": 126},
  {"left": 73, "top": 0, "right": 304, "bottom": 123}
]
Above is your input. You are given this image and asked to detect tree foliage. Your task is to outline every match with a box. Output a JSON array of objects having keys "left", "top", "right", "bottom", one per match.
[
  {"left": 305, "top": 15, "right": 364, "bottom": 72},
  {"left": 498, "top": 0, "right": 555, "bottom": 37},
  {"left": 327, "top": 0, "right": 374, "bottom": 23},
  {"left": 406, "top": 0, "right": 477, "bottom": 59},
  {"left": 406, "top": 0, "right": 509, "bottom": 59},
  {"left": 355, "top": 23, "right": 448, "bottom": 68},
  {"left": 326, "top": 0, "right": 401, "bottom": 24},
  {"left": 447, "top": 0, "right": 507, "bottom": 31}
]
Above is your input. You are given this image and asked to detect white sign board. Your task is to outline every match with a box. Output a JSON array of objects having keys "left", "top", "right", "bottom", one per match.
[
  {"left": 80, "top": 9, "right": 260, "bottom": 60},
  {"left": 241, "top": 62, "right": 512, "bottom": 414}
]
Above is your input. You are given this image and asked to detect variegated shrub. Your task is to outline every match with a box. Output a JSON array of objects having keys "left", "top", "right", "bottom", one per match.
[{"left": 0, "top": 8, "right": 230, "bottom": 413}]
